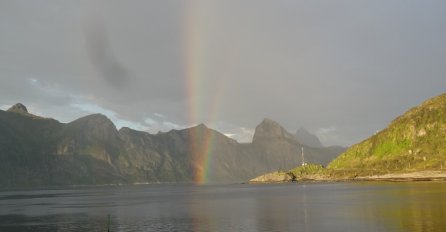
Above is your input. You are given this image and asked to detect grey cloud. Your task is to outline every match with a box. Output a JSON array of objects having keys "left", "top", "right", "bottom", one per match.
[
  {"left": 84, "top": 16, "right": 130, "bottom": 88},
  {"left": 1, "top": 1, "right": 446, "bottom": 146}
]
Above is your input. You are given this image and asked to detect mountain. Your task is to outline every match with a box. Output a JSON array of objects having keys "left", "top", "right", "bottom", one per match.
[
  {"left": 329, "top": 93, "right": 446, "bottom": 175},
  {"left": 7, "top": 103, "right": 28, "bottom": 114},
  {"left": 253, "top": 118, "right": 297, "bottom": 142},
  {"left": 251, "top": 118, "right": 345, "bottom": 171},
  {"left": 0, "top": 105, "right": 345, "bottom": 188},
  {"left": 295, "top": 128, "right": 323, "bottom": 148}
]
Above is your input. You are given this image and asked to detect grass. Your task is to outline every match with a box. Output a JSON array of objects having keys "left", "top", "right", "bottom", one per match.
[{"left": 326, "top": 93, "right": 446, "bottom": 175}]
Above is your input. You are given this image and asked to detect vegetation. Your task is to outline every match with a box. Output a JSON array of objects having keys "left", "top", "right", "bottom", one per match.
[
  {"left": 280, "top": 93, "right": 446, "bottom": 180},
  {"left": 287, "top": 163, "right": 381, "bottom": 180},
  {"left": 328, "top": 93, "right": 446, "bottom": 177},
  {"left": 288, "top": 164, "right": 326, "bottom": 180}
]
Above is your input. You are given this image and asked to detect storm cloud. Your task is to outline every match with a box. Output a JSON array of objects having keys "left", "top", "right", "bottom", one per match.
[
  {"left": 1, "top": 0, "right": 446, "bottom": 146},
  {"left": 84, "top": 15, "right": 130, "bottom": 88}
]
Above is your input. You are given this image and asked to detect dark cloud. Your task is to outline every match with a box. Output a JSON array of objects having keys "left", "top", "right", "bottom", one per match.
[{"left": 84, "top": 15, "right": 130, "bottom": 88}]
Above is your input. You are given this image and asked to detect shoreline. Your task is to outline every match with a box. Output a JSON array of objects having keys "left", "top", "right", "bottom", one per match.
[
  {"left": 354, "top": 170, "right": 446, "bottom": 182},
  {"left": 250, "top": 170, "right": 446, "bottom": 184}
]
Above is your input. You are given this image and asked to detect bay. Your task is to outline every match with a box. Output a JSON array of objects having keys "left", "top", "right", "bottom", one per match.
[{"left": 1, "top": 182, "right": 445, "bottom": 232}]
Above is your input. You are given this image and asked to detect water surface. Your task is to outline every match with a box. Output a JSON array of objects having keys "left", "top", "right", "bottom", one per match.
[{"left": 1, "top": 182, "right": 445, "bottom": 231}]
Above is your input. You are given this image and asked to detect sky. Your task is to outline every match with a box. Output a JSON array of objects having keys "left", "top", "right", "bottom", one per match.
[{"left": 1, "top": 0, "right": 446, "bottom": 146}]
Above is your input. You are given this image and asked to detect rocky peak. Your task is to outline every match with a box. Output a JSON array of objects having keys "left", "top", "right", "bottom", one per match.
[
  {"left": 68, "top": 113, "right": 119, "bottom": 141},
  {"left": 253, "top": 118, "right": 296, "bottom": 142},
  {"left": 118, "top": 127, "right": 133, "bottom": 134},
  {"left": 295, "top": 128, "right": 323, "bottom": 148},
  {"left": 195, "top": 123, "right": 208, "bottom": 130},
  {"left": 80, "top": 114, "right": 116, "bottom": 128},
  {"left": 179, "top": 123, "right": 209, "bottom": 134},
  {"left": 76, "top": 113, "right": 114, "bottom": 125},
  {"left": 7, "top": 103, "right": 28, "bottom": 114}
]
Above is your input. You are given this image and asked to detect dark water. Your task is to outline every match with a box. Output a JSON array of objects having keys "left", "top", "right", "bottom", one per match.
[{"left": 1, "top": 182, "right": 446, "bottom": 232}]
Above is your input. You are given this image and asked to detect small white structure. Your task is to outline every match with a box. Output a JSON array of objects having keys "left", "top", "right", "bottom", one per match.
[{"left": 301, "top": 147, "right": 308, "bottom": 166}]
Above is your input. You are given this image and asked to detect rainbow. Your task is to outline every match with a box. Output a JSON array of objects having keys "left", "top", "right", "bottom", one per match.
[{"left": 183, "top": 1, "right": 225, "bottom": 184}]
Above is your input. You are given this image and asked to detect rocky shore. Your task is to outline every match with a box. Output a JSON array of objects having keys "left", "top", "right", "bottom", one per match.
[
  {"left": 250, "top": 170, "right": 446, "bottom": 183},
  {"left": 249, "top": 171, "right": 295, "bottom": 183}
]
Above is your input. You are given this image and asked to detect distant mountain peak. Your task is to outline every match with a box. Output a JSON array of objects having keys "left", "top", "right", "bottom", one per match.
[
  {"left": 196, "top": 123, "right": 207, "bottom": 129},
  {"left": 295, "top": 127, "right": 323, "bottom": 148},
  {"left": 260, "top": 118, "right": 276, "bottom": 124},
  {"left": 85, "top": 113, "right": 108, "bottom": 118},
  {"left": 258, "top": 118, "right": 283, "bottom": 129},
  {"left": 7, "top": 103, "right": 28, "bottom": 114},
  {"left": 253, "top": 118, "right": 296, "bottom": 142},
  {"left": 119, "top": 127, "right": 133, "bottom": 133},
  {"left": 69, "top": 113, "right": 117, "bottom": 132}
]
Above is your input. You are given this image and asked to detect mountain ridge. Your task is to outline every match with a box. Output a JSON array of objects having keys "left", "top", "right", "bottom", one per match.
[{"left": 0, "top": 105, "right": 345, "bottom": 188}]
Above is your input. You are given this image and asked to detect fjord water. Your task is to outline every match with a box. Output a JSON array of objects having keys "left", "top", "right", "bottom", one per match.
[{"left": 1, "top": 182, "right": 445, "bottom": 232}]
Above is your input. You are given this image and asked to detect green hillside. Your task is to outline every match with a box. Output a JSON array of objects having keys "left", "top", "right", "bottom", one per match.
[{"left": 328, "top": 93, "right": 446, "bottom": 175}]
